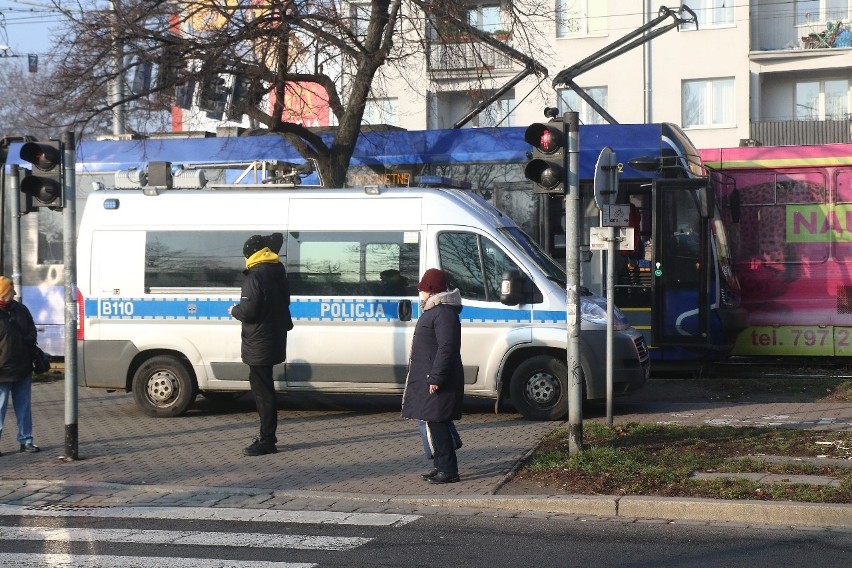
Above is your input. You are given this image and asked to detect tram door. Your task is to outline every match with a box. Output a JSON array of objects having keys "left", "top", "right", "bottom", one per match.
[{"left": 651, "top": 179, "right": 713, "bottom": 346}]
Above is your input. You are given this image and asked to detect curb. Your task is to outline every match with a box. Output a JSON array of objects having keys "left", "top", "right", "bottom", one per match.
[{"left": 5, "top": 479, "right": 848, "bottom": 530}]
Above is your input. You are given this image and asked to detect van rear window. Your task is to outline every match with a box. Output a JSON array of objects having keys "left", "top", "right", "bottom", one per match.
[{"left": 145, "top": 231, "right": 257, "bottom": 290}]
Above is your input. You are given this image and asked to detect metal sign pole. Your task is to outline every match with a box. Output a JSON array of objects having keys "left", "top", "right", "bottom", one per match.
[
  {"left": 62, "top": 131, "right": 79, "bottom": 461},
  {"left": 593, "top": 148, "right": 619, "bottom": 425}
]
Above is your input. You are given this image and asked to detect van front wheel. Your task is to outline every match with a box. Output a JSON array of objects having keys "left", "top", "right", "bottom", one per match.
[
  {"left": 509, "top": 355, "right": 569, "bottom": 421},
  {"left": 132, "top": 355, "right": 198, "bottom": 417}
]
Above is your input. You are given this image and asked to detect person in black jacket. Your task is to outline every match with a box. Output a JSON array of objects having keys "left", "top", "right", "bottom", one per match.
[
  {"left": 0, "top": 276, "right": 40, "bottom": 455},
  {"left": 401, "top": 268, "right": 464, "bottom": 484},
  {"left": 229, "top": 234, "right": 293, "bottom": 456}
]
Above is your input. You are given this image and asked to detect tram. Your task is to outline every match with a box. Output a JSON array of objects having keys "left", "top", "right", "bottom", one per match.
[{"left": 2, "top": 125, "right": 745, "bottom": 360}]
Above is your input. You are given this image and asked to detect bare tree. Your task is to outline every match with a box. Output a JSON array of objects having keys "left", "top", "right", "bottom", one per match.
[{"left": 37, "top": 0, "right": 551, "bottom": 186}]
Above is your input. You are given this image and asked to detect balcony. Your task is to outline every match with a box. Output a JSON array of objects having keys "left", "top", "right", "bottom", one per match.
[
  {"left": 427, "top": 32, "right": 515, "bottom": 76},
  {"left": 748, "top": 119, "right": 852, "bottom": 145},
  {"left": 751, "top": 10, "right": 852, "bottom": 52}
]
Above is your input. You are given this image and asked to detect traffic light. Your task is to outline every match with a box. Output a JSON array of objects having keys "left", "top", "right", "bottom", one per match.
[
  {"left": 19, "top": 140, "right": 64, "bottom": 210},
  {"left": 524, "top": 118, "right": 566, "bottom": 194}
]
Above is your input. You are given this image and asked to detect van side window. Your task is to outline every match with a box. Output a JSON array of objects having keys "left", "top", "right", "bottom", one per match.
[
  {"left": 438, "top": 232, "right": 520, "bottom": 301},
  {"left": 145, "top": 231, "right": 256, "bottom": 290},
  {"left": 286, "top": 231, "right": 419, "bottom": 296}
]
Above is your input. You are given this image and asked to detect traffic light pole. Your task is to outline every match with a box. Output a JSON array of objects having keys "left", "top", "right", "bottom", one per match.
[
  {"left": 62, "top": 131, "right": 79, "bottom": 461},
  {"left": 565, "top": 112, "right": 583, "bottom": 455},
  {"left": 8, "top": 166, "right": 23, "bottom": 296}
]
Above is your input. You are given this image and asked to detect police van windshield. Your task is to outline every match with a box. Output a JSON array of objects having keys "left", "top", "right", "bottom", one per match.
[{"left": 500, "top": 227, "right": 566, "bottom": 285}]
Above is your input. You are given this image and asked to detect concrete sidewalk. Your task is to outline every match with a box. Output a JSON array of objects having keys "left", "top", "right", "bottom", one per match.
[{"left": 0, "top": 379, "right": 849, "bottom": 529}]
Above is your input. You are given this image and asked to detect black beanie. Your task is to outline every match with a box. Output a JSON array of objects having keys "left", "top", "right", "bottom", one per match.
[
  {"left": 265, "top": 232, "right": 284, "bottom": 254},
  {"left": 243, "top": 235, "right": 265, "bottom": 258}
]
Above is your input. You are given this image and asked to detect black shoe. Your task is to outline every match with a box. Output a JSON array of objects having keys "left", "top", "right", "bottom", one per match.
[
  {"left": 428, "top": 471, "right": 460, "bottom": 484},
  {"left": 243, "top": 438, "right": 277, "bottom": 456},
  {"left": 19, "top": 442, "right": 40, "bottom": 453},
  {"left": 421, "top": 468, "right": 438, "bottom": 480}
]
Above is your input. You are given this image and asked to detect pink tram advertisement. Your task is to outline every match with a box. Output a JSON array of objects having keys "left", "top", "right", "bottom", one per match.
[{"left": 701, "top": 143, "right": 852, "bottom": 357}]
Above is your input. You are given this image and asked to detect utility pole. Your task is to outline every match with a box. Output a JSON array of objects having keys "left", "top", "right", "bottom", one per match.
[
  {"left": 110, "top": 0, "right": 127, "bottom": 135},
  {"left": 564, "top": 111, "right": 583, "bottom": 455}
]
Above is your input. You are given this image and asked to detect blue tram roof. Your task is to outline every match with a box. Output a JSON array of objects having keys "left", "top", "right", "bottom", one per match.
[{"left": 5, "top": 123, "right": 699, "bottom": 182}]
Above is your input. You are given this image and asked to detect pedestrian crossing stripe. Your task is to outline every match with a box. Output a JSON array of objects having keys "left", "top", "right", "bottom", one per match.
[
  {"left": 0, "top": 525, "right": 370, "bottom": 551},
  {"left": 1, "top": 504, "right": 419, "bottom": 527},
  {"left": 0, "top": 554, "right": 315, "bottom": 567}
]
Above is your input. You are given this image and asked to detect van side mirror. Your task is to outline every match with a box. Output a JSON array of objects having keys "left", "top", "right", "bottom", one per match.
[
  {"left": 398, "top": 299, "right": 412, "bottom": 321},
  {"left": 500, "top": 270, "right": 526, "bottom": 306}
]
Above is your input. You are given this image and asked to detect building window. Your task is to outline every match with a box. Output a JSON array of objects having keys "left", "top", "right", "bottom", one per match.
[
  {"left": 557, "top": 87, "right": 608, "bottom": 125},
  {"left": 364, "top": 97, "right": 399, "bottom": 127},
  {"left": 796, "top": 0, "right": 848, "bottom": 26},
  {"left": 795, "top": 79, "right": 849, "bottom": 120},
  {"left": 475, "top": 95, "right": 515, "bottom": 127},
  {"left": 681, "top": 0, "right": 734, "bottom": 29},
  {"left": 350, "top": 2, "right": 371, "bottom": 37},
  {"left": 466, "top": 4, "right": 501, "bottom": 33},
  {"left": 682, "top": 78, "right": 735, "bottom": 128},
  {"left": 556, "top": 0, "right": 607, "bottom": 38}
]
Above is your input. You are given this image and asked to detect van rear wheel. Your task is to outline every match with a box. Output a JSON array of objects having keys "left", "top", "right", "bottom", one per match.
[
  {"left": 132, "top": 355, "right": 198, "bottom": 417},
  {"left": 509, "top": 355, "right": 569, "bottom": 421}
]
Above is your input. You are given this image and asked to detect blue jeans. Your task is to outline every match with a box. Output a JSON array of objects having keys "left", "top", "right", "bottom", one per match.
[{"left": 0, "top": 376, "right": 34, "bottom": 444}]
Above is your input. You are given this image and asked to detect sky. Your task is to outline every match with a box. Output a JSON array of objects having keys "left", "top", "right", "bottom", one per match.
[{"left": 0, "top": 0, "right": 67, "bottom": 61}]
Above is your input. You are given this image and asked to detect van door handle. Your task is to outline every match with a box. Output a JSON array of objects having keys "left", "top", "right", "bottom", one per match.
[{"left": 398, "top": 299, "right": 412, "bottom": 322}]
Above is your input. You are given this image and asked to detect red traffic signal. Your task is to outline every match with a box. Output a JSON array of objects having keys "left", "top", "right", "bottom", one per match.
[
  {"left": 20, "top": 140, "right": 63, "bottom": 209},
  {"left": 524, "top": 123, "right": 564, "bottom": 154},
  {"left": 524, "top": 120, "right": 566, "bottom": 194}
]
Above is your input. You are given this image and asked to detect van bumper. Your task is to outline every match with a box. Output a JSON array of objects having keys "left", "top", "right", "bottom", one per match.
[
  {"left": 77, "top": 340, "right": 138, "bottom": 390},
  {"left": 581, "top": 328, "right": 649, "bottom": 400}
]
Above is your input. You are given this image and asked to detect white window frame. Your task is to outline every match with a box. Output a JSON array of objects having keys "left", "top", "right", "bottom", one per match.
[
  {"left": 363, "top": 97, "right": 399, "bottom": 127},
  {"left": 350, "top": 2, "right": 371, "bottom": 37},
  {"left": 680, "top": 0, "right": 735, "bottom": 30},
  {"left": 466, "top": 4, "right": 502, "bottom": 33},
  {"left": 474, "top": 95, "right": 515, "bottom": 128},
  {"left": 681, "top": 77, "right": 736, "bottom": 129},
  {"left": 795, "top": 79, "right": 850, "bottom": 120},
  {"left": 556, "top": 0, "right": 607, "bottom": 38},
  {"left": 795, "top": 0, "right": 848, "bottom": 27},
  {"left": 557, "top": 87, "right": 608, "bottom": 125}
]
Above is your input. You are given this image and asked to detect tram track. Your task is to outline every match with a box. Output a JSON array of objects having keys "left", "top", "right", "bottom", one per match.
[{"left": 653, "top": 357, "right": 852, "bottom": 381}]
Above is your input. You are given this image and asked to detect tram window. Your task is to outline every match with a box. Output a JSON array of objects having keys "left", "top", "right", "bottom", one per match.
[
  {"left": 734, "top": 172, "right": 828, "bottom": 265},
  {"left": 285, "top": 231, "right": 419, "bottom": 296},
  {"left": 37, "top": 210, "right": 62, "bottom": 265},
  {"left": 835, "top": 171, "right": 852, "bottom": 263}
]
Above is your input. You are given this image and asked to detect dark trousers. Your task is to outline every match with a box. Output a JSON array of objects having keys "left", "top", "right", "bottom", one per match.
[
  {"left": 248, "top": 364, "right": 277, "bottom": 444},
  {"left": 426, "top": 421, "right": 458, "bottom": 474}
]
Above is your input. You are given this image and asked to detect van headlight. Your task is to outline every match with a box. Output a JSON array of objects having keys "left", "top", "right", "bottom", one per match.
[{"left": 580, "top": 295, "right": 630, "bottom": 330}]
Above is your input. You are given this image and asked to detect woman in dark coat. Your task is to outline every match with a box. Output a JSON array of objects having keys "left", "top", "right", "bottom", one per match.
[{"left": 401, "top": 268, "right": 464, "bottom": 484}]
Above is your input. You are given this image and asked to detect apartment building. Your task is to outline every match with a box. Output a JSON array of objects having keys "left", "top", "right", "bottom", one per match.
[
  {"left": 367, "top": 0, "right": 852, "bottom": 149},
  {"left": 175, "top": 2, "right": 852, "bottom": 150}
]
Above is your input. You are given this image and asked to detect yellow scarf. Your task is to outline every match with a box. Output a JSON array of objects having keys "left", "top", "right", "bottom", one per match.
[{"left": 246, "top": 247, "right": 280, "bottom": 269}]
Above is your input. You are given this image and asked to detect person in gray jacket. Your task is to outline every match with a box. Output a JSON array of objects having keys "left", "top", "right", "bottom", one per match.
[
  {"left": 401, "top": 268, "right": 464, "bottom": 484},
  {"left": 229, "top": 234, "right": 293, "bottom": 457}
]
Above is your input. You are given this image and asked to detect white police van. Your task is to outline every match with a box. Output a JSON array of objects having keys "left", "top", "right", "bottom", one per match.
[{"left": 77, "top": 185, "right": 649, "bottom": 420}]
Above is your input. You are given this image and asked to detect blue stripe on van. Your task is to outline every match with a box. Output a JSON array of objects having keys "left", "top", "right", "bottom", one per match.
[{"left": 83, "top": 297, "right": 567, "bottom": 324}]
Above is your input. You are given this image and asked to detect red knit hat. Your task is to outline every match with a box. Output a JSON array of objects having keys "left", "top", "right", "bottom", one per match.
[{"left": 417, "top": 268, "right": 448, "bottom": 293}]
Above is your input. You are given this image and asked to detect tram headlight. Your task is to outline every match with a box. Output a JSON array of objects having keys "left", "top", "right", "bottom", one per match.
[{"left": 580, "top": 294, "right": 630, "bottom": 330}]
